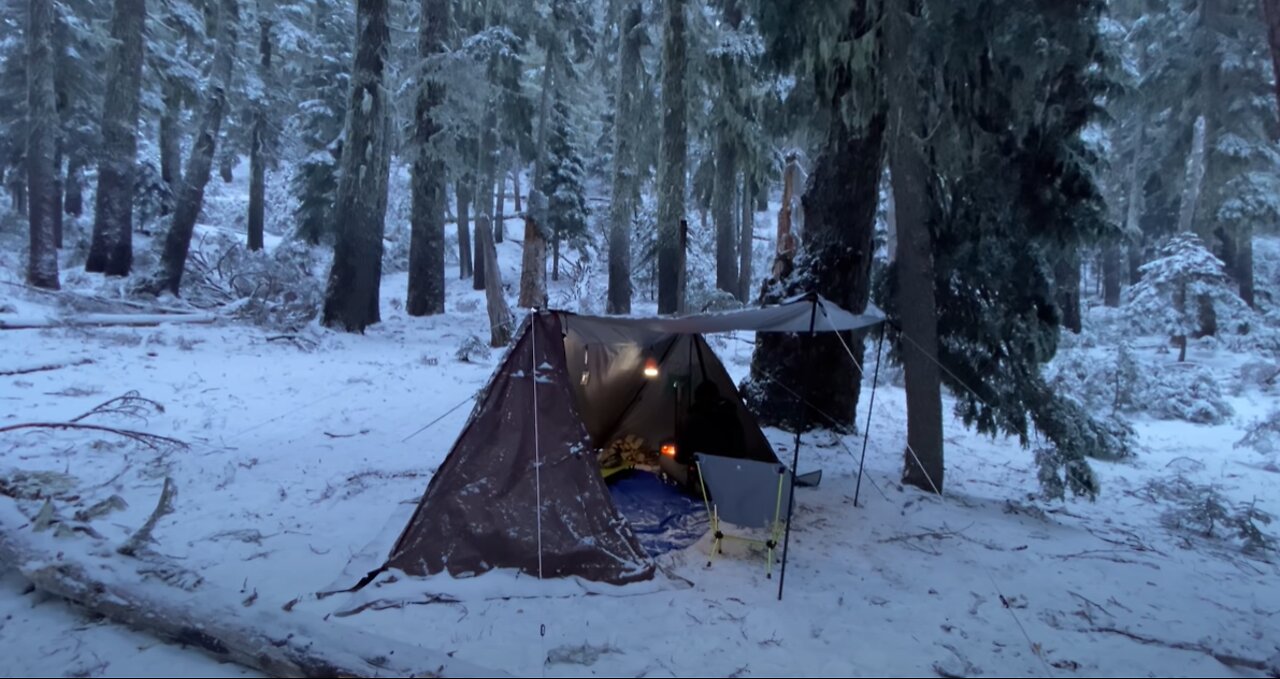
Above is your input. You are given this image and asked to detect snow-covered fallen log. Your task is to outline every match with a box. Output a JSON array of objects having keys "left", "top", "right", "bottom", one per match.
[
  {"left": 0, "top": 499, "right": 500, "bottom": 678},
  {"left": 0, "top": 312, "right": 217, "bottom": 330}
]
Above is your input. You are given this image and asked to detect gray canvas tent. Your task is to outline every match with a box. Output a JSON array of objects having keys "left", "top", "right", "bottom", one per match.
[{"left": 377, "top": 294, "right": 884, "bottom": 587}]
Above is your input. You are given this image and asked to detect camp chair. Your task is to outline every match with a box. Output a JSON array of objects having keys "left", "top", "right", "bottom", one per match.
[{"left": 694, "top": 453, "right": 792, "bottom": 578}]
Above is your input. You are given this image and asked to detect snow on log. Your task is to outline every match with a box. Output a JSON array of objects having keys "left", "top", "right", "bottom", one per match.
[
  {"left": 0, "top": 313, "right": 217, "bottom": 330},
  {"left": 0, "top": 499, "right": 501, "bottom": 678}
]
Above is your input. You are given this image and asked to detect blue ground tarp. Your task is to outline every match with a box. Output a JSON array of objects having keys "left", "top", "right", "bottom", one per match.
[{"left": 608, "top": 471, "right": 708, "bottom": 556}]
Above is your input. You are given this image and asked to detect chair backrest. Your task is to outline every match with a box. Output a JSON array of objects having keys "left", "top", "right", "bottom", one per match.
[{"left": 695, "top": 453, "right": 792, "bottom": 529}]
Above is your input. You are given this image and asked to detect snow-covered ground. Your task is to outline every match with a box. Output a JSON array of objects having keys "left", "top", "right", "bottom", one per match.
[{"left": 1, "top": 180, "right": 1279, "bottom": 677}]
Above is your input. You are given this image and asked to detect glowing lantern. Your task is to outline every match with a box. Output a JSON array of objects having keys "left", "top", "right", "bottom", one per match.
[
  {"left": 643, "top": 357, "right": 659, "bottom": 378},
  {"left": 660, "top": 443, "right": 677, "bottom": 458}
]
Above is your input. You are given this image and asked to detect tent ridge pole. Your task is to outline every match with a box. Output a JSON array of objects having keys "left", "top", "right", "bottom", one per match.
[{"left": 777, "top": 292, "right": 818, "bottom": 601}]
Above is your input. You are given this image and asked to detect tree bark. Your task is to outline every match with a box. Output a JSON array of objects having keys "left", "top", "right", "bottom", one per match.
[
  {"left": 155, "top": 0, "right": 238, "bottom": 296},
  {"left": 518, "top": 216, "right": 546, "bottom": 308},
  {"left": 1102, "top": 246, "right": 1122, "bottom": 307},
  {"left": 737, "top": 175, "right": 753, "bottom": 303},
  {"left": 26, "top": 0, "right": 60, "bottom": 290},
  {"left": 52, "top": 144, "right": 63, "bottom": 249},
  {"left": 886, "top": 0, "right": 943, "bottom": 494},
  {"left": 511, "top": 168, "right": 521, "bottom": 214},
  {"left": 160, "top": 82, "right": 183, "bottom": 189},
  {"left": 713, "top": 138, "right": 738, "bottom": 295},
  {"left": 322, "top": 0, "right": 392, "bottom": 331},
  {"left": 656, "top": 0, "right": 688, "bottom": 314},
  {"left": 1237, "top": 224, "right": 1254, "bottom": 307},
  {"left": 86, "top": 0, "right": 146, "bottom": 276},
  {"left": 1055, "top": 251, "right": 1082, "bottom": 334},
  {"left": 745, "top": 3, "right": 885, "bottom": 432},
  {"left": 457, "top": 179, "right": 473, "bottom": 280},
  {"left": 1264, "top": 0, "right": 1280, "bottom": 123},
  {"left": 771, "top": 154, "right": 800, "bottom": 281},
  {"left": 0, "top": 501, "right": 499, "bottom": 678},
  {"left": 407, "top": 0, "right": 449, "bottom": 317},
  {"left": 476, "top": 216, "right": 512, "bottom": 347},
  {"left": 247, "top": 8, "right": 272, "bottom": 252},
  {"left": 606, "top": 0, "right": 643, "bottom": 315},
  {"left": 494, "top": 161, "right": 506, "bottom": 243},
  {"left": 64, "top": 154, "right": 83, "bottom": 217}
]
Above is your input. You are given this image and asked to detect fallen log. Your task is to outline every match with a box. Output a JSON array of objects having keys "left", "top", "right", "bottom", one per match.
[
  {"left": 0, "top": 499, "right": 500, "bottom": 678},
  {"left": 0, "top": 312, "right": 217, "bottom": 330},
  {"left": 0, "top": 357, "right": 94, "bottom": 376}
]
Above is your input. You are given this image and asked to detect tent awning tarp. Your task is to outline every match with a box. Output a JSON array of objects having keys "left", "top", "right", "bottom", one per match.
[{"left": 562, "top": 294, "right": 883, "bottom": 345}]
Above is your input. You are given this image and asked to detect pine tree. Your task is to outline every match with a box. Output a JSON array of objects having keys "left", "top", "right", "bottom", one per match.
[
  {"left": 290, "top": 0, "right": 353, "bottom": 245},
  {"left": 26, "top": 0, "right": 60, "bottom": 289},
  {"left": 744, "top": 0, "right": 886, "bottom": 432},
  {"left": 605, "top": 0, "right": 647, "bottom": 314},
  {"left": 406, "top": 0, "right": 448, "bottom": 317},
  {"left": 656, "top": 0, "right": 688, "bottom": 314},
  {"left": 544, "top": 93, "right": 589, "bottom": 282},
  {"left": 322, "top": 0, "right": 392, "bottom": 331},
  {"left": 86, "top": 0, "right": 145, "bottom": 275},
  {"left": 247, "top": 0, "right": 274, "bottom": 252},
  {"left": 153, "top": 0, "right": 239, "bottom": 296}
]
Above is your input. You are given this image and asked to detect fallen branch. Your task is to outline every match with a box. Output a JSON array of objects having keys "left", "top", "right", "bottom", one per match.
[
  {"left": 0, "top": 312, "right": 216, "bottom": 330},
  {"left": 0, "top": 357, "right": 94, "bottom": 377},
  {"left": 0, "top": 422, "right": 188, "bottom": 450},
  {"left": 0, "top": 498, "right": 501, "bottom": 678},
  {"left": 1091, "top": 626, "right": 1278, "bottom": 676},
  {"left": 118, "top": 477, "right": 177, "bottom": 556}
]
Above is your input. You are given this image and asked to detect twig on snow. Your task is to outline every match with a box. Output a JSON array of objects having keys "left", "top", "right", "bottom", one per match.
[
  {"left": 0, "top": 358, "right": 94, "bottom": 377},
  {"left": 118, "top": 477, "right": 177, "bottom": 556}
]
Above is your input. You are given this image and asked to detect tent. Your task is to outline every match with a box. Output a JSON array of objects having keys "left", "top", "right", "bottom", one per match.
[{"left": 375, "top": 294, "right": 884, "bottom": 588}]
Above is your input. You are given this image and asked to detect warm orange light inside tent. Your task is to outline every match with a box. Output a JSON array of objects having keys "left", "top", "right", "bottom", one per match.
[
  {"left": 643, "top": 358, "right": 659, "bottom": 378},
  {"left": 660, "top": 443, "right": 677, "bottom": 458}
]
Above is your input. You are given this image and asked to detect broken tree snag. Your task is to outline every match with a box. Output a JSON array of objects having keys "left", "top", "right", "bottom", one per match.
[
  {"left": 476, "top": 216, "right": 512, "bottom": 347},
  {"left": 772, "top": 153, "right": 801, "bottom": 280},
  {"left": 0, "top": 499, "right": 503, "bottom": 678}
]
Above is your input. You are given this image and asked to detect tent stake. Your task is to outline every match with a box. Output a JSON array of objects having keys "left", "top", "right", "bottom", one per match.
[
  {"left": 854, "top": 322, "right": 885, "bottom": 507},
  {"left": 777, "top": 293, "right": 818, "bottom": 601}
]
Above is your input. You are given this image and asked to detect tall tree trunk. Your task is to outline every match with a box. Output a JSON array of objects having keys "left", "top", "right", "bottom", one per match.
[
  {"left": 494, "top": 160, "right": 506, "bottom": 243},
  {"left": 64, "top": 154, "right": 83, "bottom": 217},
  {"left": 713, "top": 139, "right": 737, "bottom": 295},
  {"left": 1264, "top": 0, "right": 1280, "bottom": 120},
  {"left": 606, "top": 0, "right": 643, "bottom": 315},
  {"left": 407, "top": 0, "right": 448, "bottom": 317},
  {"left": 551, "top": 230, "right": 560, "bottom": 281},
  {"left": 247, "top": 8, "right": 272, "bottom": 252},
  {"left": 1177, "top": 117, "right": 1208, "bottom": 236},
  {"left": 473, "top": 222, "right": 486, "bottom": 290},
  {"left": 712, "top": 0, "right": 742, "bottom": 297},
  {"left": 1055, "top": 251, "right": 1082, "bottom": 334},
  {"left": 155, "top": 0, "right": 238, "bottom": 296},
  {"left": 457, "top": 179, "right": 473, "bottom": 279},
  {"left": 519, "top": 23, "right": 555, "bottom": 310},
  {"left": 737, "top": 175, "right": 753, "bottom": 303},
  {"left": 744, "top": 5, "right": 885, "bottom": 432},
  {"left": 86, "top": 0, "right": 146, "bottom": 276},
  {"left": 1127, "top": 244, "right": 1144, "bottom": 286},
  {"left": 475, "top": 215, "right": 512, "bottom": 346},
  {"left": 886, "top": 0, "right": 943, "bottom": 495},
  {"left": 512, "top": 168, "right": 522, "bottom": 214},
  {"left": 1102, "top": 246, "right": 1122, "bottom": 307},
  {"left": 160, "top": 82, "right": 182, "bottom": 189},
  {"left": 219, "top": 141, "right": 235, "bottom": 183},
  {"left": 323, "top": 0, "right": 391, "bottom": 331},
  {"left": 518, "top": 216, "right": 546, "bottom": 307},
  {"left": 656, "top": 0, "right": 688, "bottom": 314},
  {"left": 52, "top": 144, "right": 63, "bottom": 248},
  {"left": 26, "top": 0, "right": 60, "bottom": 289},
  {"left": 477, "top": 111, "right": 498, "bottom": 223},
  {"left": 1238, "top": 225, "right": 1254, "bottom": 307}
]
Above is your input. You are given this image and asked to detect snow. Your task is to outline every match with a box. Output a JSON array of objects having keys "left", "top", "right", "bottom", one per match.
[{"left": 1, "top": 200, "right": 1279, "bottom": 677}]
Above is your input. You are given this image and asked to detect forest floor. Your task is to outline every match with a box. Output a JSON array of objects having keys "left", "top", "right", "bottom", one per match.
[{"left": 1, "top": 178, "right": 1278, "bottom": 677}]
